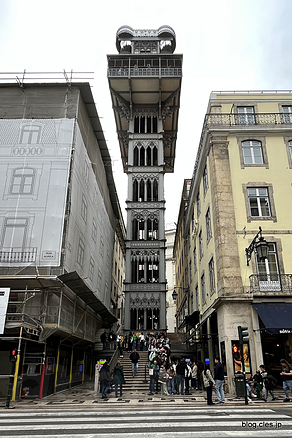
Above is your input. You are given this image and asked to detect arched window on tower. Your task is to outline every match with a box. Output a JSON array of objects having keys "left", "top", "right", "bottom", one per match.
[
  {"left": 153, "top": 179, "right": 158, "bottom": 201},
  {"left": 130, "top": 308, "right": 137, "bottom": 330},
  {"left": 134, "top": 147, "right": 139, "bottom": 166},
  {"left": 139, "top": 179, "right": 145, "bottom": 202},
  {"left": 147, "top": 260, "right": 159, "bottom": 283},
  {"left": 133, "top": 179, "right": 138, "bottom": 201},
  {"left": 147, "top": 218, "right": 158, "bottom": 240}
]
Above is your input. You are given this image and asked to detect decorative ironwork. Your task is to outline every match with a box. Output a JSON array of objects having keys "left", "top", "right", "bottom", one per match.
[
  {"left": 130, "top": 249, "right": 159, "bottom": 261},
  {"left": 188, "top": 111, "right": 292, "bottom": 215},
  {"left": 249, "top": 274, "right": 292, "bottom": 294},
  {"left": 129, "top": 292, "right": 160, "bottom": 309},
  {"left": 108, "top": 67, "right": 182, "bottom": 78},
  {"left": 163, "top": 132, "right": 177, "bottom": 148}
]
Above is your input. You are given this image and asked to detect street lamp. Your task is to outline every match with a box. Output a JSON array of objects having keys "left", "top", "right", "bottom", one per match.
[
  {"left": 172, "top": 286, "right": 188, "bottom": 301},
  {"left": 245, "top": 226, "right": 269, "bottom": 266}
]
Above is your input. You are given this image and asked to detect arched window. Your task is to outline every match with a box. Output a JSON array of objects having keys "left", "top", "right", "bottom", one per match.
[
  {"left": 130, "top": 308, "right": 137, "bottom": 330},
  {"left": 242, "top": 140, "right": 263, "bottom": 164},
  {"left": 147, "top": 218, "right": 158, "bottom": 240},
  {"left": 153, "top": 179, "right": 158, "bottom": 201},
  {"left": 146, "top": 260, "right": 159, "bottom": 283},
  {"left": 133, "top": 179, "right": 138, "bottom": 201},
  {"left": 133, "top": 147, "right": 139, "bottom": 166}
]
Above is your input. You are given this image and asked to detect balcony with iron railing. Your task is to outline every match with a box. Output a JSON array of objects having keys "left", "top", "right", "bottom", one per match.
[
  {"left": 188, "top": 111, "right": 292, "bottom": 211},
  {"left": 205, "top": 112, "right": 292, "bottom": 127},
  {"left": 108, "top": 66, "right": 182, "bottom": 78},
  {"left": 249, "top": 274, "right": 292, "bottom": 295}
]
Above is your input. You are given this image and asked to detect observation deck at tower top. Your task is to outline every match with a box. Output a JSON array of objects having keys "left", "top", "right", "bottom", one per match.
[{"left": 107, "top": 26, "right": 183, "bottom": 173}]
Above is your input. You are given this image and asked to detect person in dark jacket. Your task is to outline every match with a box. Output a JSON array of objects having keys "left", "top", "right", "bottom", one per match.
[
  {"left": 214, "top": 357, "right": 225, "bottom": 404},
  {"left": 176, "top": 358, "right": 187, "bottom": 395},
  {"left": 129, "top": 349, "right": 140, "bottom": 376},
  {"left": 99, "top": 361, "right": 111, "bottom": 399},
  {"left": 112, "top": 361, "right": 125, "bottom": 397}
]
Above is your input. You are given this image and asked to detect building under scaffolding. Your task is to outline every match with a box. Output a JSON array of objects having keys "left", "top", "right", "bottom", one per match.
[{"left": 0, "top": 78, "right": 123, "bottom": 399}]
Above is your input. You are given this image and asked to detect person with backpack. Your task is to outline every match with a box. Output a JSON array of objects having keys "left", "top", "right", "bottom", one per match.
[
  {"left": 259, "top": 364, "right": 277, "bottom": 402},
  {"left": 99, "top": 361, "right": 111, "bottom": 399},
  {"left": 280, "top": 358, "right": 292, "bottom": 402}
]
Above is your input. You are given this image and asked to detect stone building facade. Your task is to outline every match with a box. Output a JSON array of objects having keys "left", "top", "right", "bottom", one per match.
[{"left": 176, "top": 92, "right": 292, "bottom": 393}]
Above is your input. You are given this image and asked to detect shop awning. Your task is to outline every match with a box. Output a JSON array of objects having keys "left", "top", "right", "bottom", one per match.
[
  {"left": 253, "top": 303, "right": 292, "bottom": 334},
  {"left": 183, "top": 309, "right": 216, "bottom": 344},
  {"left": 177, "top": 310, "right": 200, "bottom": 331}
]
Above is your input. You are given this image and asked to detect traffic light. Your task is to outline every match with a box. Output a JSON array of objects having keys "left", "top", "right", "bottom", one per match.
[
  {"left": 238, "top": 326, "right": 249, "bottom": 344},
  {"left": 9, "top": 349, "right": 17, "bottom": 362}
]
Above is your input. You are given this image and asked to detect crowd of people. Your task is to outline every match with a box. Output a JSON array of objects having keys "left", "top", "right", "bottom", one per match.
[{"left": 99, "top": 331, "right": 292, "bottom": 404}]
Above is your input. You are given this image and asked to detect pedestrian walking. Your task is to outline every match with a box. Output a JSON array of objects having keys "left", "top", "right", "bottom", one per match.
[
  {"left": 167, "top": 365, "right": 175, "bottom": 395},
  {"left": 99, "top": 361, "right": 111, "bottom": 399},
  {"left": 148, "top": 360, "right": 159, "bottom": 395},
  {"left": 129, "top": 348, "right": 140, "bottom": 376},
  {"left": 112, "top": 360, "right": 125, "bottom": 398},
  {"left": 202, "top": 364, "right": 215, "bottom": 405},
  {"left": 139, "top": 332, "right": 145, "bottom": 351},
  {"left": 176, "top": 358, "right": 187, "bottom": 395},
  {"left": 158, "top": 364, "right": 169, "bottom": 396},
  {"left": 280, "top": 358, "right": 292, "bottom": 402},
  {"left": 191, "top": 362, "right": 198, "bottom": 390},
  {"left": 214, "top": 357, "right": 225, "bottom": 404},
  {"left": 185, "top": 361, "right": 192, "bottom": 395},
  {"left": 259, "top": 364, "right": 277, "bottom": 402}
]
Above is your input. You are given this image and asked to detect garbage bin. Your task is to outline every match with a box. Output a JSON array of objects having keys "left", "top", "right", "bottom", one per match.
[{"left": 234, "top": 373, "right": 245, "bottom": 397}]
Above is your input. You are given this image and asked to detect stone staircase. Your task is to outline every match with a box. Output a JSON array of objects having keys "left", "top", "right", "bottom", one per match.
[{"left": 117, "top": 351, "right": 150, "bottom": 394}]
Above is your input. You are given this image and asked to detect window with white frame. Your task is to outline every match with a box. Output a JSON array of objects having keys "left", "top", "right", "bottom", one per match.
[
  {"left": 282, "top": 106, "right": 292, "bottom": 123},
  {"left": 203, "top": 165, "right": 208, "bottom": 195},
  {"left": 10, "top": 168, "right": 35, "bottom": 195},
  {"left": 201, "top": 273, "right": 206, "bottom": 303},
  {"left": 242, "top": 140, "right": 263, "bottom": 164},
  {"left": 209, "top": 257, "right": 215, "bottom": 292},
  {"left": 205, "top": 208, "right": 212, "bottom": 241},
  {"left": 237, "top": 106, "right": 255, "bottom": 125},
  {"left": 247, "top": 188, "right": 271, "bottom": 217},
  {"left": 256, "top": 242, "right": 280, "bottom": 291},
  {"left": 199, "top": 230, "right": 203, "bottom": 258}
]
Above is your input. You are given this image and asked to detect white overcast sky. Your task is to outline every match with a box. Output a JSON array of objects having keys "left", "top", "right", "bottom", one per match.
[{"left": 1, "top": 0, "right": 292, "bottom": 227}]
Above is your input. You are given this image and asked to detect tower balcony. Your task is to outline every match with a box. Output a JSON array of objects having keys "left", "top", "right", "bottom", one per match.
[{"left": 108, "top": 65, "right": 182, "bottom": 78}]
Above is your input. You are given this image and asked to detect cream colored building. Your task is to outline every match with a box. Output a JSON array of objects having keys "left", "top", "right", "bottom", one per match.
[
  {"left": 111, "top": 229, "right": 126, "bottom": 330},
  {"left": 177, "top": 91, "right": 292, "bottom": 393},
  {"left": 165, "top": 225, "right": 176, "bottom": 332}
]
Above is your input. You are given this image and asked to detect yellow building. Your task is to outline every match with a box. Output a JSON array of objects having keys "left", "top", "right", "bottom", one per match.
[{"left": 177, "top": 91, "right": 292, "bottom": 393}]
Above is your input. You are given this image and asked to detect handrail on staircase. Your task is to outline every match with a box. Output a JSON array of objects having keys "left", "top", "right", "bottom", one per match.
[{"left": 143, "top": 364, "right": 148, "bottom": 384}]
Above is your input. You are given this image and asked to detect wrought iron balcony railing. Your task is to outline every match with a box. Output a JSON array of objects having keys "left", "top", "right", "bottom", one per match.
[
  {"left": 205, "top": 112, "right": 292, "bottom": 126},
  {"left": 108, "top": 67, "right": 182, "bottom": 78},
  {"left": 0, "top": 247, "right": 37, "bottom": 263},
  {"left": 249, "top": 274, "right": 292, "bottom": 294},
  {"left": 187, "top": 111, "right": 292, "bottom": 214}
]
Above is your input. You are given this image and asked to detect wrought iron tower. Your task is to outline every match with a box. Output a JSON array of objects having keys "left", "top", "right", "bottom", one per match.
[{"left": 107, "top": 26, "right": 182, "bottom": 331}]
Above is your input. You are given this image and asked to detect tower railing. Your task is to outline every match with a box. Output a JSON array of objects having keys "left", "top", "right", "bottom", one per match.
[{"left": 108, "top": 67, "right": 182, "bottom": 78}]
